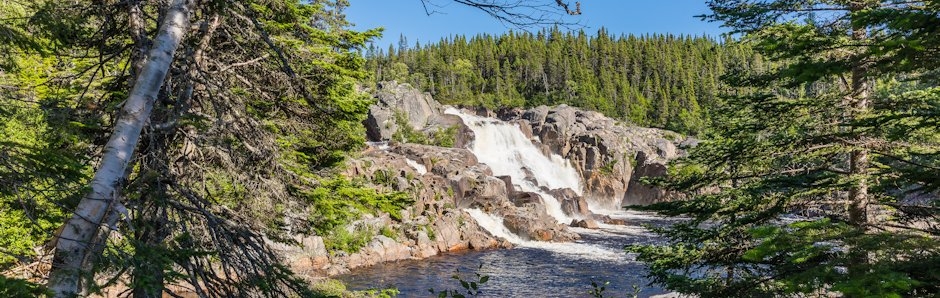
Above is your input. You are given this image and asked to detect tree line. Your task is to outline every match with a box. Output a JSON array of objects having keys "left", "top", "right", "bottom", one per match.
[{"left": 366, "top": 27, "right": 764, "bottom": 135}]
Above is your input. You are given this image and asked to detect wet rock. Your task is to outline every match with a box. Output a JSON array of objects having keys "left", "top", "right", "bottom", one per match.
[
  {"left": 501, "top": 104, "right": 689, "bottom": 208},
  {"left": 497, "top": 175, "right": 516, "bottom": 198},
  {"left": 549, "top": 188, "right": 593, "bottom": 218},
  {"left": 502, "top": 210, "right": 579, "bottom": 242},
  {"left": 570, "top": 219, "right": 600, "bottom": 229},
  {"left": 511, "top": 191, "right": 542, "bottom": 207},
  {"left": 598, "top": 216, "right": 628, "bottom": 226}
]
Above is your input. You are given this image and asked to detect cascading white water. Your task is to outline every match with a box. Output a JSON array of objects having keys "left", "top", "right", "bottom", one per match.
[
  {"left": 464, "top": 208, "right": 628, "bottom": 261},
  {"left": 446, "top": 108, "right": 583, "bottom": 223},
  {"left": 465, "top": 209, "right": 525, "bottom": 243}
]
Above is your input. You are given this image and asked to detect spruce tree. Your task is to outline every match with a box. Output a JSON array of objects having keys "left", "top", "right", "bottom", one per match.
[{"left": 631, "top": 1, "right": 940, "bottom": 297}]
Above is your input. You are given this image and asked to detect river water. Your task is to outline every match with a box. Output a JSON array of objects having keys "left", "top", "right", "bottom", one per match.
[{"left": 337, "top": 211, "right": 677, "bottom": 297}]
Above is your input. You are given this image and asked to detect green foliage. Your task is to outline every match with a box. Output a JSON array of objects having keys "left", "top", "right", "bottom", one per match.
[
  {"left": 0, "top": 21, "right": 97, "bottom": 270},
  {"left": 391, "top": 111, "right": 426, "bottom": 144},
  {"left": 311, "top": 279, "right": 349, "bottom": 297},
  {"left": 304, "top": 176, "right": 413, "bottom": 237},
  {"left": 323, "top": 225, "right": 374, "bottom": 254},
  {"left": 428, "top": 264, "right": 490, "bottom": 298},
  {"left": 429, "top": 126, "right": 458, "bottom": 148},
  {"left": 587, "top": 280, "right": 609, "bottom": 298},
  {"left": 424, "top": 224, "right": 436, "bottom": 241},
  {"left": 587, "top": 280, "right": 641, "bottom": 298},
  {"left": 632, "top": 1, "right": 940, "bottom": 297},
  {"left": 379, "top": 225, "right": 398, "bottom": 240},
  {"left": 309, "top": 279, "right": 399, "bottom": 298},
  {"left": 0, "top": 275, "right": 50, "bottom": 297},
  {"left": 598, "top": 159, "right": 617, "bottom": 175},
  {"left": 1, "top": 0, "right": 387, "bottom": 295},
  {"left": 367, "top": 28, "right": 759, "bottom": 135}
]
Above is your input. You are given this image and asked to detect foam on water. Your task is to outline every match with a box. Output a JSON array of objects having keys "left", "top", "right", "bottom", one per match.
[
  {"left": 465, "top": 208, "right": 629, "bottom": 262},
  {"left": 405, "top": 158, "right": 427, "bottom": 175},
  {"left": 464, "top": 209, "right": 525, "bottom": 244}
]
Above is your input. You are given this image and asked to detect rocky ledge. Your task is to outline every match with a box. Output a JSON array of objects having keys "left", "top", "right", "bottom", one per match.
[{"left": 494, "top": 105, "right": 694, "bottom": 208}]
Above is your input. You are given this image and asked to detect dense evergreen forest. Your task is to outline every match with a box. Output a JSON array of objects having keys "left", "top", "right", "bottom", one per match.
[
  {"left": 366, "top": 28, "right": 763, "bottom": 134},
  {"left": 1, "top": 0, "right": 940, "bottom": 297}
]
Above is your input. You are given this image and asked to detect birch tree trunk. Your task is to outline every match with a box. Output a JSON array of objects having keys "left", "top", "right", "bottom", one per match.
[{"left": 47, "top": 0, "right": 192, "bottom": 296}]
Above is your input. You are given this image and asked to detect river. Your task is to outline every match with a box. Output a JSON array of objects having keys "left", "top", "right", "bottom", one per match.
[{"left": 338, "top": 210, "right": 677, "bottom": 297}]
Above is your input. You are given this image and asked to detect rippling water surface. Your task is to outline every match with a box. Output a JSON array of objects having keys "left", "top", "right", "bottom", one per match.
[{"left": 337, "top": 211, "right": 677, "bottom": 297}]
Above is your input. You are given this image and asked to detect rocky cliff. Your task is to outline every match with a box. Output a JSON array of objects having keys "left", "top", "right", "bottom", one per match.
[{"left": 495, "top": 105, "right": 692, "bottom": 209}]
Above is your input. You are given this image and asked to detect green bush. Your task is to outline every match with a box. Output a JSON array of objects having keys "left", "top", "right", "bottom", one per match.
[
  {"left": 379, "top": 225, "right": 398, "bottom": 240},
  {"left": 323, "top": 225, "right": 374, "bottom": 253},
  {"left": 304, "top": 176, "right": 413, "bottom": 236}
]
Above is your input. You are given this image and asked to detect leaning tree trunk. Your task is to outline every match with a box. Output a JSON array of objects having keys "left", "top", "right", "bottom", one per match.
[{"left": 47, "top": 0, "right": 192, "bottom": 296}]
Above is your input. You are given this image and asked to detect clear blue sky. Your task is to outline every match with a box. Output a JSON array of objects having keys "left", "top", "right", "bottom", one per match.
[{"left": 345, "top": 1, "right": 728, "bottom": 49}]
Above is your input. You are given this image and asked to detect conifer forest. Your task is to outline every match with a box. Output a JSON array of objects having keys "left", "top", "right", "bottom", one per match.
[{"left": 1, "top": 0, "right": 939, "bottom": 297}]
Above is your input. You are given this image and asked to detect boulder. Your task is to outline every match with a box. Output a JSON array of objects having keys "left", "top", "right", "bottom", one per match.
[
  {"left": 364, "top": 81, "right": 443, "bottom": 142},
  {"left": 624, "top": 151, "right": 678, "bottom": 206},
  {"left": 570, "top": 219, "right": 600, "bottom": 229},
  {"left": 549, "top": 188, "right": 593, "bottom": 218},
  {"left": 413, "top": 231, "right": 439, "bottom": 258},
  {"left": 364, "top": 106, "right": 397, "bottom": 141},
  {"left": 502, "top": 210, "right": 579, "bottom": 242},
  {"left": 597, "top": 215, "right": 628, "bottom": 226}
]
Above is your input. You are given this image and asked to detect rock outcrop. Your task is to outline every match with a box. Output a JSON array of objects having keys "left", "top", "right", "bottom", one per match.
[
  {"left": 363, "top": 81, "right": 451, "bottom": 142},
  {"left": 498, "top": 105, "right": 690, "bottom": 208}
]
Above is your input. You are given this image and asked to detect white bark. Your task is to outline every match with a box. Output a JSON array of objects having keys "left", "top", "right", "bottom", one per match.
[{"left": 47, "top": 0, "right": 192, "bottom": 296}]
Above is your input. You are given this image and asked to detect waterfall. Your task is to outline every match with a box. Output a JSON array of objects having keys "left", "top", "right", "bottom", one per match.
[
  {"left": 446, "top": 108, "right": 630, "bottom": 261},
  {"left": 445, "top": 108, "right": 583, "bottom": 224}
]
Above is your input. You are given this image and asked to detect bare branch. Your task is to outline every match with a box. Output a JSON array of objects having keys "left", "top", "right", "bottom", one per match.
[{"left": 420, "top": 0, "right": 582, "bottom": 28}]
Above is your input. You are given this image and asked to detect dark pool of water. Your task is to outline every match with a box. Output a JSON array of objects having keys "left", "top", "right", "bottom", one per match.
[{"left": 338, "top": 212, "right": 676, "bottom": 297}]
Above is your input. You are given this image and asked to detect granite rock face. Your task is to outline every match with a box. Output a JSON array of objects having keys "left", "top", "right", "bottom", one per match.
[
  {"left": 498, "top": 105, "right": 691, "bottom": 208},
  {"left": 364, "top": 81, "right": 446, "bottom": 142}
]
